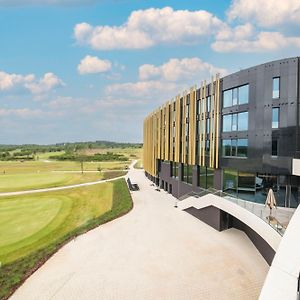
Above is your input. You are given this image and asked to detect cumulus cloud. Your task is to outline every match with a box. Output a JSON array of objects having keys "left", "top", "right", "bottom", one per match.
[
  {"left": 0, "top": 70, "right": 64, "bottom": 94},
  {"left": 25, "top": 73, "right": 64, "bottom": 94},
  {"left": 78, "top": 55, "right": 112, "bottom": 75},
  {"left": 0, "top": 71, "right": 34, "bottom": 91},
  {"left": 139, "top": 57, "right": 227, "bottom": 82},
  {"left": 74, "top": 7, "right": 224, "bottom": 50},
  {"left": 212, "top": 27, "right": 300, "bottom": 53},
  {"left": 227, "top": 0, "right": 300, "bottom": 27}
]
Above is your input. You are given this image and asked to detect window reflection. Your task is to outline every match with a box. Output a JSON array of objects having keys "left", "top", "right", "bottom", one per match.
[{"left": 273, "top": 77, "right": 280, "bottom": 99}]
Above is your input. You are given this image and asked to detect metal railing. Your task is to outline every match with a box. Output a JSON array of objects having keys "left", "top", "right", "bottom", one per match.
[{"left": 180, "top": 188, "right": 294, "bottom": 236}]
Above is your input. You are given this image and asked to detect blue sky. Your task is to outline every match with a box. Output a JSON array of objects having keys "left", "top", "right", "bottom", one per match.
[{"left": 0, "top": 0, "right": 299, "bottom": 144}]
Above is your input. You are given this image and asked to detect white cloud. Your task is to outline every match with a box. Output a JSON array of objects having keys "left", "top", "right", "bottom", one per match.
[
  {"left": 227, "top": 0, "right": 300, "bottom": 27},
  {"left": 78, "top": 55, "right": 112, "bottom": 75},
  {"left": 139, "top": 57, "right": 227, "bottom": 82},
  {"left": 74, "top": 7, "right": 224, "bottom": 50},
  {"left": 212, "top": 29, "right": 300, "bottom": 53},
  {"left": 0, "top": 70, "right": 64, "bottom": 94},
  {"left": 24, "top": 73, "right": 64, "bottom": 94},
  {"left": 0, "top": 71, "right": 34, "bottom": 91}
]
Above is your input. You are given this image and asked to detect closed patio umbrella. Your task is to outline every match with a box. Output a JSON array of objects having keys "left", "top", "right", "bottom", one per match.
[{"left": 265, "top": 188, "right": 277, "bottom": 219}]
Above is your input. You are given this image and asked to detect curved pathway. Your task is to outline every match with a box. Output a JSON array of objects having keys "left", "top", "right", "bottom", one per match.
[
  {"left": 10, "top": 166, "right": 268, "bottom": 300},
  {"left": 0, "top": 161, "right": 135, "bottom": 197}
]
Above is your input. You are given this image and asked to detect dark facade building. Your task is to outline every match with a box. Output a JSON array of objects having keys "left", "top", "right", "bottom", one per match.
[{"left": 143, "top": 57, "right": 300, "bottom": 208}]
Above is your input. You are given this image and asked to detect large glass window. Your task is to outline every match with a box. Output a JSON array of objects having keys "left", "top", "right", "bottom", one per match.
[
  {"left": 238, "top": 85, "right": 249, "bottom": 104},
  {"left": 182, "top": 164, "right": 192, "bottom": 184},
  {"left": 223, "top": 114, "right": 232, "bottom": 132},
  {"left": 232, "top": 88, "right": 238, "bottom": 106},
  {"left": 222, "top": 139, "right": 231, "bottom": 156},
  {"left": 222, "top": 112, "right": 248, "bottom": 132},
  {"left": 206, "top": 168, "right": 214, "bottom": 188},
  {"left": 223, "top": 90, "right": 232, "bottom": 108},
  {"left": 197, "top": 166, "right": 214, "bottom": 189},
  {"left": 237, "top": 139, "right": 248, "bottom": 157},
  {"left": 273, "top": 77, "right": 280, "bottom": 99},
  {"left": 198, "top": 166, "right": 206, "bottom": 189},
  {"left": 272, "top": 139, "right": 278, "bottom": 156},
  {"left": 222, "top": 139, "right": 248, "bottom": 158},
  {"left": 171, "top": 162, "right": 179, "bottom": 178},
  {"left": 272, "top": 107, "right": 279, "bottom": 129},
  {"left": 223, "top": 169, "right": 238, "bottom": 196},
  {"left": 223, "top": 84, "right": 249, "bottom": 107},
  {"left": 232, "top": 113, "right": 237, "bottom": 131},
  {"left": 238, "top": 112, "right": 248, "bottom": 131}
]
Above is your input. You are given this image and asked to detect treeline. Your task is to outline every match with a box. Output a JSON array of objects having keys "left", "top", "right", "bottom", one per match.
[
  {"left": 49, "top": 152, "right": 128, "bottom": 162},
  {"left": 0, "top": 140, "right": 142, "bottom": 153}
]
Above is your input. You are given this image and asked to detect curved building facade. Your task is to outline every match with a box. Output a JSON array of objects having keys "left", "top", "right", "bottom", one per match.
[{"left": 143, "top": 57, "right": 300, "bottom": 208}]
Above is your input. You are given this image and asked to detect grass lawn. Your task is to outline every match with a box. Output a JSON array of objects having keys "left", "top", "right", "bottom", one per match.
[
  {"left": 0, "top": 160, "right": 129, "bottom": 174},
  {"left": 0, "top": 160, "right": 128, "bottom": 193},
  {"left": 0, "top": 178, "right": 133, "bottom": 299}
]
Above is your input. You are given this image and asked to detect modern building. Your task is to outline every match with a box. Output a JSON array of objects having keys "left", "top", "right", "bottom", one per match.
[{"left": 143, "top": 57, "right": 300, "bottom": 208}]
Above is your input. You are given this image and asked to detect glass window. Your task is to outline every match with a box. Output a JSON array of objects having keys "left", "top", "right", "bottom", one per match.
[
  {"left": 272, "top": 139, "right": 278, "bottom": 156},
  {"left": 238, "top": 112, "right": 248, "bottom": 131},
  {"left": 202, "top": 98, "right": 205, "bottom": 113},
  {"left": 186, "top": 104, "right": 189, "bottom": 118},
  {"left": 222, "top": 139, "right": 231, "bottom": 156},
  {"left": 198, "top": 166, "right": 207, "bottom": 189},
  {"left": 223, "top": 90, "right": 232, "bottom": 108},
  {"left": 272, "top": 107, "right": 279, "bottom": 128},
  {"left": 206, "top": 140, "right": 210, "bottom": 152},
  {"left": 172, "top": 162, "right": 178, "bottom": 178},
  {"left": 273, "top": 77, "right": 280, "bottom": 99},
  {"left": 206, "top": 168, "right": 214, "bottom": 188},
  {"left": 223, "top": 169, "right": 238, "bottom": 196},
  {"left": 196, "top": 100, "right": 200, "bottom": 115},
  {"left": 232, "top": 114, "right": 237, "bottom": 131},
  {"left": 206, "top": 96, "right": 211, "bottom": 112},
  {"left": 237, "top": 139, "right": 248, "bottom": 157},
  {"left": 187, "top": 165, "right": 193, "bottom": 184},
  {"left": 182, "top": 163, "right": 187, "bottom": 182},
  {"left": 231, "top": 139, "right": 237, "bottom": 157},
  {"left": 238, "top": 172, "right": 255, "bottom": 201},
  {"left": 206, "top": 118, "right": 210, "bottom": 134},
  {"left": 232, "top": 88, "right": 238, "bottom": 106},
  {"left": 223, "top": 114, "right": 232, "bottom": 132},
  {"left": 238, "top": 85, "right": 249, "bottom": 104}
]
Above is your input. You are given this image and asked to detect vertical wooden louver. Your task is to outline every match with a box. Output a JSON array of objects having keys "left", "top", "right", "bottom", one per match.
[{"left": 143, "top": 73, "right": 220, "bottom": 177}]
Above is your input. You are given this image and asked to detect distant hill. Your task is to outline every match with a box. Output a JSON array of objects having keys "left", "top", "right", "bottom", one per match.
[{"left": 0, "top": 141, "right": 142, "bottom": 155}]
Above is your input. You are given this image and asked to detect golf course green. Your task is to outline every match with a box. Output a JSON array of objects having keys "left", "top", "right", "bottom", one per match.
[{"left": 0, "top": 178, "right": 133, "bottom": 299}]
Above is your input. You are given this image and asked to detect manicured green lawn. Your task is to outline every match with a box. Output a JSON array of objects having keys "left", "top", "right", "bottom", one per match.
[
  {"left": 0, "top": 161, "right": 128, "bottom": 193},
  {"left": 0, "top": 160, "right": 129, "bottom": 174},
  {"left": 0, "top": 172, "right": 104, "bottom": 193},
  {"left": 0, "top": 179, "right": 133, "bottom": 299}
]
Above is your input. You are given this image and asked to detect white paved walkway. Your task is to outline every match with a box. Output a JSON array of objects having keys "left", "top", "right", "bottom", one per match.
[{"left": 10, "top": 167, "right": 268, "bottom": 300}]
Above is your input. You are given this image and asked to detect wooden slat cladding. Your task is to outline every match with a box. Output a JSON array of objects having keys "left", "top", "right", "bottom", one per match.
[
  {"left": 143, "top": 74, "right": 220, "bottom": 177},
  {"left": 164, "top": 101, "right": 170, "bottom": 161},
  {"left": 188, "top": 86, "right": 196, "bottom": 165},
  {"left": 175, "top": 95, "right": 181, "bottom": 162}
]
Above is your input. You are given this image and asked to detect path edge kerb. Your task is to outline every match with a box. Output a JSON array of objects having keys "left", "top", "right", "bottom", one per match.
[{"left": 3, "top": 177, "right": 134, "bottom": 300}]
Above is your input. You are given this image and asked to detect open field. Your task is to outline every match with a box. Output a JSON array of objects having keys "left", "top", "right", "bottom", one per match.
[
  {"left": 0, "top": 170, "right": 126, "bottom": 193},
  {"left": 0, "top": 160, "right": 128, "bottom": 192},
  {"left": 0, "top": 160, "right": 129, "bottom": 174},
  {"left": 80, "top": 147, "right": 142, "bottom": 160},
  {"left": 0, "top": 178, "right": 133, "bottom": 299}
]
